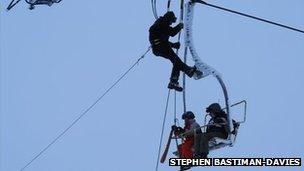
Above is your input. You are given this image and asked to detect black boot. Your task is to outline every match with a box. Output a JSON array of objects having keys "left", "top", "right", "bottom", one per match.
[
  {"left": 185, "top": 66, "right": 197, "bottom": 78},
  {"left": 194, "top": 152, "right": 208, "bottom": 159},
  {"left": 194, "top": 67, "right": 203, "bottom": 78},
  {"left": 180, "top": 165, "right": 191, "bottom": 171},
  {"left": 168, "top": 81, "right": 183, "bottom": 92}
]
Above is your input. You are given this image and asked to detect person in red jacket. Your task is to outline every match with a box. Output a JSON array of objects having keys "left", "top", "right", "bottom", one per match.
[{"left": 172, "top": 111, "right": 202, "bottom": 159}]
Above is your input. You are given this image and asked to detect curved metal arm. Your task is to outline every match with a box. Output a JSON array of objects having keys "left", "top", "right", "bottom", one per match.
[{"left": 184, "top": 1, "right": 233, "bottom": 136}]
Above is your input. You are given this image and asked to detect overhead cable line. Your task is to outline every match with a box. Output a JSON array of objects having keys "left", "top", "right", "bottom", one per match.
[
  {"left": 20, "top": 47, "right": 151, "bottom": 171},
  {"left": 194, "top": 0, "right": 304, "bottom": 34}
]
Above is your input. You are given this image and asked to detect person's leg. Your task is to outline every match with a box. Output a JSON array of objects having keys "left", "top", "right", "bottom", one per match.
[
  {"left": 199, "top": 132, "right": 226, "bottom": 157},
  {"left": 170, "top": 65, "right": 180, "bottom": 83},
  {"left": 194, "top": 133, "right": 202, "bottom": 158},
  {"left": 152, "top": 45, "right": 192, "bottom": 91},
  {"left": 165, "top": 48, "right": 192, "bottom": 78},
  {"left": 160, "top": 48, "right": 184, "bottom": 91},
  {"left": 153, "top": 45, "right": 194, "bottom": 78}
]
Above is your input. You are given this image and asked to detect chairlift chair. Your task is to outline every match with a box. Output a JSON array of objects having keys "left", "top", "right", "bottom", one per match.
[{"left": 207, "top": 100, "right": 247, "bottom": 151}]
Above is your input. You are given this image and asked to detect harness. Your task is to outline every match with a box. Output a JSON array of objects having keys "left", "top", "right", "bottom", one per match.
[{"left": 151, "top": 39, "right": 162, "bottom": 46}]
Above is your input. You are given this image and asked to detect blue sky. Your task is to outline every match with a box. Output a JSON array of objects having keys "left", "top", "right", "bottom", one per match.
[{"left": 1, "top": 0, "right": 303, "bottom": 171}]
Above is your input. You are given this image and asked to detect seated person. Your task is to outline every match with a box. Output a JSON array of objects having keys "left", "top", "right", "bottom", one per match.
[
  {"left": 172, "top": 111, "right": 202, "bottom": 159},
  {"left": 195, "top": 103, "right": 229, "bottom": 158}
]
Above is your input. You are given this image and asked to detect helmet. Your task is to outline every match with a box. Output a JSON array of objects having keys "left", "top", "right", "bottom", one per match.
[
  {"left": 163, "top": 11, "right": 177, "bottom": 22},
  {"left": 182, "top": 111, "right": 195, "bottom": 120},
  {"left": 206, "top": 103, "right": 222, "bottom": 113}
]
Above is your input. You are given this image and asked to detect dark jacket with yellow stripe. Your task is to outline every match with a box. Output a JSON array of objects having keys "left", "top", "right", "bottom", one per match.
[{"left": 149, "top": 17, "right": 182, "bottom": 46}]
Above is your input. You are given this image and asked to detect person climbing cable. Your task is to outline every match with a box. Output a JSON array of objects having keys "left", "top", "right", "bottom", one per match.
[{"left": 149, "top": 11, "right": 201, "bottom": 92}]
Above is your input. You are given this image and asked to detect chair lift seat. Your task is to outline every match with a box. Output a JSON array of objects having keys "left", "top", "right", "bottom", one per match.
[
  {"left": 209, "top": 134, "right": 235, "bottom": 151},
  {"left": 208, "top": 123, "right": 239, "bottom": 151}
]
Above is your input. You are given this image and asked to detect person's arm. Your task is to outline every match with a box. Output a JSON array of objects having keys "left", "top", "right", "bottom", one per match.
[
  {"left": 169, "top": 42, "right": 181, "bottom": 49},
  {"left": 168, "top": 23, "right": 183, "bottom": 37},
  {"left": 172, "top": 125, "right": 185, "bottom": 136},
  {"left": 182, "top": 122, "right": 201, "bottom": 137}
]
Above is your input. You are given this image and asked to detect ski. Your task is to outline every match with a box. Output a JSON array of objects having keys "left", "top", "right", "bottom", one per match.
[{"left": 160, "top": 129, "right": 174, "bottom": 163}]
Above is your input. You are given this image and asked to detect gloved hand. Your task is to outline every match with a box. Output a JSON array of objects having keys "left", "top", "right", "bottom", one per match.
[
  {"left": 171, "top": 42, "right": 181, "bottom": 49},
  {"left": 171, "top": 125, "right": 178, "bottom": 131},
  {"left": 178, "top": 23, "right": 184, "bottom": 29},
  {"left": 176, "top": 127, "right": 184, "bottom": 132}
]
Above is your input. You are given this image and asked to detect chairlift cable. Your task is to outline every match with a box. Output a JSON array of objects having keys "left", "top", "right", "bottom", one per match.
[
  {"left": 20, "top": 47, "right": 151, "bottom": 171},
  {"left": 195, "top": 0, "right": 304, "bottom": 34}
]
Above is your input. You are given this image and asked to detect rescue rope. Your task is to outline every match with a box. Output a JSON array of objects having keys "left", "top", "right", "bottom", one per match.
[
  {"left": 6, "top": 0, "right": 21, "bottom": 10},
  {"left": 195, "top": 0, "right": 304, "bottom": 34},
  {"left": 182, "top": 47, "right": 188, "bottom": 113},
  {"left": 151, "top": 0, "right": 158, "bottom": 19},
  {"left": 155, "top": 89, "right": 171, "bottom": 171},
  {"left": 173, "top": 91, "right": 180, "bottom": 157},
  {"left": 174, "top": 0, "right": 185, "bottom": 119},
  {"left": 20, "top": 47, "right": 151, "bottom": 171},
  {"left": 167, "top": 0, "right": 171, "bottom": 11}
]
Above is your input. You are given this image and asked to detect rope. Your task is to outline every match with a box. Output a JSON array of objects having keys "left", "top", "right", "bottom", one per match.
[
  {"left": 173, "top": 0, "right": 185, "bottom": 163},
  {"left": 176, "top": 0, "right": 187, "bottom": 114},
  {"left": 20, "top": 47, "right": 151, "bottom": 171},
  {"left": 173, "top": 91, "right": 181, "bottom": 158},
  {"left": 155, "top": 89, "right": 171, "bottom": 171},
  {"left": 6, "top": 0, "right": 21, "bottom": 10},
  {"left": 182, "top": 47, "right": 188, "bottom": 113},
  {"left": 167, "top": 0, "right": 171, "bottom": 11},
  {"left": 195, "top": 0, "right": 304, "bottom": 34},
  {"left": 151, "top": 0, "right": 158, "bottom": 19}
]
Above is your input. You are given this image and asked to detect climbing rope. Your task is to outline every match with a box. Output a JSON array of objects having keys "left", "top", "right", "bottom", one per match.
[
  {"left": 167, "top": 0, "right": 171, "bottom": 11},
  {"left": 174, "top": 0, "right": 185, "bottom": 117},
  {"left": 156, "top": 1, "right": 186, "bottom": 170},
  {"left": 20, "top": 47, "right": 151, "bottom": 171},
  {"left": 151, "top": 0, "right": 158, "bottom": 19},
  {"left": 182, "top": 47, "right": 188, "bottom": 113},
  {"left": 195, "top": 0, "right": 304, "bottom": 34},
  {"left": 155, "top": 1, "right": 186, "bottom": 169},
  {"left": 6, "top": 0, "right": 22, "bottom": 10},
  {"left": 171, "top": 0, "right": 186, "bottom": 161},
  {"left": 155, "top": 89, "right": 171, "bottom": 171}
]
